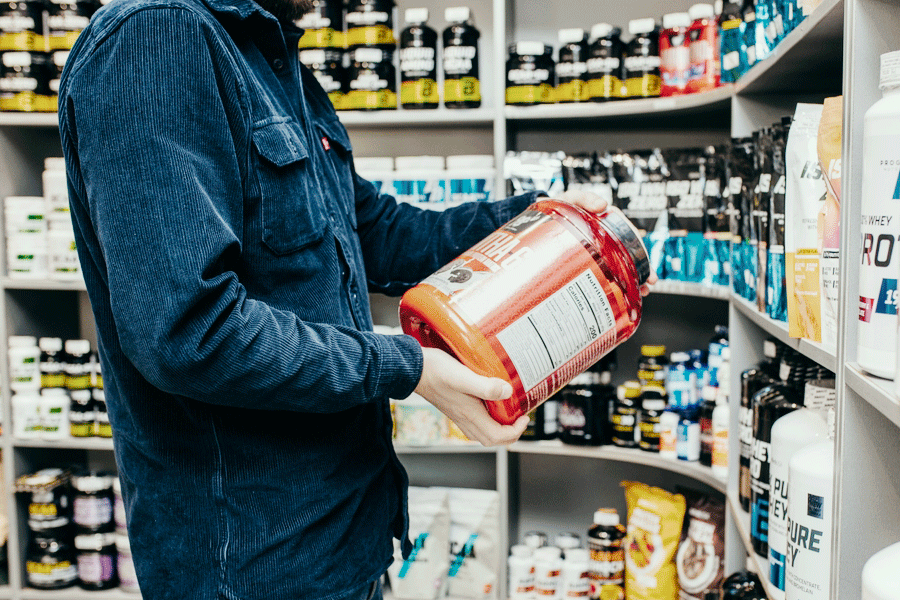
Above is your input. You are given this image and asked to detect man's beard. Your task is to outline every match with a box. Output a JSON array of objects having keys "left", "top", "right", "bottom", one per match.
[{"left": 255, "top": 0, "right": 316, "bottom": 22}]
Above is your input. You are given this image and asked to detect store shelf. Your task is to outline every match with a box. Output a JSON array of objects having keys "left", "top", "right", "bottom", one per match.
[
  {"left": 0, "top": 113, "right": 58, "bottom": 127},
  {"left": 0, "top": 586, "right": 11, "bottom": 599},
  {"left": 844, "top": 363, "right": 900, "bottom": 429},
  {"left": 735, "top": 0, "right": 844, "bottom": 95},
  {"left": 730, "top": 294, "right": 837, "bottom": 372},
  {"left": 726, "top": 493, "right": 777, "bottom": 600},
  {"left": 13, "top": 438, "right": 114, "bottom": 451},
  {"left": 337, "top": 108, "right": 496, "bottom": 128},
  {"left": 2, "top": 278, "right": 86, "bottom": 292},
  {"left": 505, "top": 86, "right": 733, "bottom": 122},
  {"left": 20, "top": 588, "right": 138, "bottom": 600},
  {"left": 509, "top": 440, "right": 727, "bottom": 493},
  {"left": 651, "top": 281, "right": 729, "bottom": 300},
  {"left": 393, "top": 443, "right": 498, "bottom": 454}
]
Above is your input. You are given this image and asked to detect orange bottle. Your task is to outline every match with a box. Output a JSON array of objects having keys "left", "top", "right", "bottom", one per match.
[{"left": 400, "top": 200, "right": 650, "bottom": 425}]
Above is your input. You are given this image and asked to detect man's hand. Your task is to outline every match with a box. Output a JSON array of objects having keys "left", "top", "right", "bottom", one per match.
[
  {"left": 554, "top": 190, "right": 659, "bottom": 296},
  {"left": 414, "top": 347, "right": 528, "bottom": 446}
]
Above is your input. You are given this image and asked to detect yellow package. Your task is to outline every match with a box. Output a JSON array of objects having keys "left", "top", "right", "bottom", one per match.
[{"left": 622, "top": 481, "right": 686, "bottom": 600}]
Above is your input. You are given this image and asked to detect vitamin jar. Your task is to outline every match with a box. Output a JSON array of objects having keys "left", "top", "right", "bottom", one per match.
[
  {"left": 0, "top": 50, "right": 51, "bottom": 112},
  {"left": 71, "top": 472, "right": 115, "bottom": 532},
  {"left": 347, "top": 48, "right": 396, "bottom": 110},
  {"left": 400, "top": 201, "right": 649, "bottom": 425},
  {"left": 74, "top": 532, "right": 118, "bottom": 590},
  {"left": 27, "top": 520, "right": 78, "bottom": 590},
  {"left": 0, "top": 0, "right": 45, "bottom": 51},
  {"left": 300, "top": 49, "right": 347, "bottom": 111},
  {"left": 506, "top": 41, "right": 555, "bottom": 105}
]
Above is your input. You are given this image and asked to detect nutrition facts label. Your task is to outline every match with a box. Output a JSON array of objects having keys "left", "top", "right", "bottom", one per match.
[{"left": 496, "top": 270, "right": 616, "bottom": 391}]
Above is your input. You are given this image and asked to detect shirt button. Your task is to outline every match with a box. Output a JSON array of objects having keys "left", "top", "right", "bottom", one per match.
[{"left": 272, "top": 58, "right": 284, "bottom": 71}]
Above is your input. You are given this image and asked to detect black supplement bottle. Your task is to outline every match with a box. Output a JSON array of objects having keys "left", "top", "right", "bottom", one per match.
[
  {"left": 442, "top": 6, "right": 480, "bottom": 108},
  {"left": 588, "top": 508, "right": 625, "bottom": 599},
  {"left": 296, "top": 0, "right": 344, "bottom": 49},
  {"left": 586, "top": 23, "right": 625, "bottom": 101},
  {"left": 611, "top": 381, "right": 641, "bottom": 447},
  {"left": 623, "top": 18, "right": 661, "bottom": 98},
  {"left": 505, "top": 42, "right": 555, "bottom": 106},
  {"left": 558, "top": 362, "right": 615, "bottom": 446},
  {"left": 555, "top": 28, "right": 589, "bottom": 103},
  {"left": 399, "top": 8, "right": 438, "bottom": 109},
  {"left": 39, "top": 337, "right": 66, "bottom": 389},
  {"left": 300, "top": 49, "right": 347, "bottom": 111},
  {"left": 638, "top": 383, "right": 666, "bottom": 452},
  {"left": 345, "top": 0, "right": 396, "bottom": 50},
  {"left": 347, "top": 48, "right": 396, "bottom": 110}
]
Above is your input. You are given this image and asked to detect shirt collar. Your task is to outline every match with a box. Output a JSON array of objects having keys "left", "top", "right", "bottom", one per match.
[{"left": 201, "top": 0, "right": 303, "bottom": 32}]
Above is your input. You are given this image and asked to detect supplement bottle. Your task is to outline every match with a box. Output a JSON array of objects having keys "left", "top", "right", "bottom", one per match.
[
  {"left": 586, "top": 23, "right": 625, "bottom": 101},
  {"left": 26, "top": 520, "right": 78, "bottom": 589},
  {"left": 296, "top": 0, "right": 344, "bottom": 49},
  {"left": 533, "top": 546, "right": 562, "bottom": 598},
  {"left": 20, "top": 468, "right": 70, "bottom": 524},
  {"left": 858, "top": 51, "right": 900, "bottom": 380},
  {"left": 509, "top": 544, "right": 536, "bottom": 600},
  {"left": 9, "top": 335, "right": 40, "bottom": 392},
  {"left": 72, "top": 472, "right": 114, "bottom": 533},
  {"left": 345, "top": 0, "right": 395, "bottom": 50},
  {"left": 708, "top": 324, "right": 729, "bottom": 370},
  {"left": 611, "top": 381, "right": 641, "bottom": 447},
  {"left": 659, "top": 12, "right": 690, "bottom": 96},
  {"left": 638, "top": 383, "right": 666, "bottom": 452},
  {"left": 699, "top": 385, "right": 716, "bottom": 466},
  {"left": 555, "top": 532, "right": 582, "bottom": 558},
  {"left": 75, "top": 532, "right": 118, "bottom": 590},
  {"left": 560, "top": 548, "right": 591, "bottom": 598},
  {"left": 588, "top": 508, "right": 625, "bottom": 600},
  {"left": 347, "top": 48, "right": 396, "bottom": 110},
  {"left": 69, "top": 389, "right": 94, "bottom": 438},
  {"left": 623, "top": 18, "right": 661, "bottom": 99},
  {"left": 399, "top": 8, "right": 438, "bottom": 109},
  {"left": 685, "top": 3, "right": 720, "bottom": 94},
  {"left": 39, "top": 337, "right": 66, "bottom": 389},
  {"left": 750, "top": 383, "right": 801, "bottom": 557},
  {"left": 524, "top": 531, "right": 548, "bottom": 550},
  {"left": 637, "top": 344, "right": 667, "bottom": 385},
  {"left": 94, "top": 389, "right": 111, "bottom": 437},
  {"left": 667, "top": 351, "right": 697, "bottom": 409},
  {"left": 786, "top": 438, "right": 833, "bottom": 600},
  {"left": 659, "top": 409, "right": 680, "bottom": 459},
  {"left": 0, "top": 0, "right": 45, "bottom": 51},
  {"left": 767, "top": 408, "right": 827, "bottom": 599},
  {"left": 677, "top": 408, "right": 701, "bottom": 461},
  {"left": 300, "top": 49, "right": 347, "bottom": 111},
  {"left": 506, "top": 41, "right": 555, "bottom": 106},
  {"left": 46, "top": 0, "right": 94, "bottom": 51},
  {"left": 739, "top": 367, "right": 773, "bottom": 510},
  {"left": 442, "top": 7, "right": 480, "bottom": 109},
  {"left": 39, "top": 388, "right": 68, "bottom": 440},
  {"left": 558, "top": 368, "right": 613, "bottom": 446},
  {"left": 711, "top": 389, "right": 730, "bottom": 477},
  {"left": 64, "top": 339, "right": 91, "bottom": 389},
  {"left": 691, "top": 348, "right": 710, "bottom": 401},
  {"left": 446, "top": 155, "right": 495, "bottom": 203},
  {"left": 12, "top": 390, "right": 41, "bottom": 439},
  {"left": 0, "top": 50, "right": 51, "bottom": 112},
  {"left": 400, "top": 202, "right": 649, "bottom": 425},
  {"left": 556, "top": 28, "right": 589, "bottom": 103},
  {"left": 863, "top": 541, "right": 900, "bottom": 600},
  {"left": 116, "top": 533, "right": 140, "bottom": 593},
  {"left": 393, "top": 155, "right": 446, "bottom": 204}
]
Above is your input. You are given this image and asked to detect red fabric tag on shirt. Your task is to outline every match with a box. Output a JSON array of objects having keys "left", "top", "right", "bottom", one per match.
[{"left": 321, "top": 136, "right": 331, "bottom": 151}]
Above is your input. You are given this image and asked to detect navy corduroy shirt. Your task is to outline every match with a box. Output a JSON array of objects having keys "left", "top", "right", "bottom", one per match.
[{"left": 56, "top": 0, "right": 539, "bottom": 598}]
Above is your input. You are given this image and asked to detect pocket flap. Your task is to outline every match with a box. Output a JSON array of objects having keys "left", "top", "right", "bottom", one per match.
[
  {"left": 316, "top": 118, "right": 353, "bottom": 154},
  {"left": 252, "top": 121, "right": 308, "bottom": 167}
]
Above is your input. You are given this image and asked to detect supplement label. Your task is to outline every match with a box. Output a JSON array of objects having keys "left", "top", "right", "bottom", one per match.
[
  {"left": 496, "top": 269, "right": 616, "bottom": 391},
  {"left": 74, "top": 496, "right": 113, "bottom": 528},
  {"left": 445, "top": 76, "right": 481, "bottom": 103}
]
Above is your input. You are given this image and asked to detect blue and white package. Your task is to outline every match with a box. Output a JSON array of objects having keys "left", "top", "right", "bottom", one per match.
[
  {"left": 689, "top": 349, "right": 709, "bottom": 405},
  {"left": 355, "top": 156, "right": 394, "bottom": 196},
  {"left": 447, "top": 155, "right": 495, "bottom": 203},
  {"left": 394, "top": 156, "right": 447, "bottom": 203},
  {"left": 742, "top": 1, "right": 759, "bottom": 69},
  {"left": 752, "top": 0, "right": 773, "bottom": 63},
  {"left": 729, "top": 137, "right": 757, "bottom": 300},
  {"left": 664, "top": 149, "right": 706, "bottom": 283},
  {"left": 668, "top": 352, "right": 698, "bottom": 409},
  {"left": 766, "top": 122, "right": 789, "bottom": 322},
  {"left": 703, "top": 147, "right": 730, "bottom": 287},
  {"left": 720, "top": 1, "right": 747, "bottom": 83}
]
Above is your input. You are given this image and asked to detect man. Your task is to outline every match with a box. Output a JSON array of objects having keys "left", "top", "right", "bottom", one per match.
[{"left": 57, "top": 0, "right": 650, "bottom": 597}]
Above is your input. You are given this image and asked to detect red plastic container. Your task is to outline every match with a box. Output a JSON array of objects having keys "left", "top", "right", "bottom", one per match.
[
  {"left": 685, "top": 3, "right": 720, "bottom": 94},
  {"left": 399, "top": 201, "right": 650, "bottom": 425},
  {"left": 659, "top": 12, "right": 691, "bottom": 97}
]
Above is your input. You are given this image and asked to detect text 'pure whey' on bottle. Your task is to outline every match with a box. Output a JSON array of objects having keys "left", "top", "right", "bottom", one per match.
[
  {"left": 442, "top": 7, "right": 480, "bottom": 109},
  {"left": 859, "top": 51, "right": 900, "bottom": 380},
  {"left": 400, "top": 201, "right": 650, "bottom": 425}
]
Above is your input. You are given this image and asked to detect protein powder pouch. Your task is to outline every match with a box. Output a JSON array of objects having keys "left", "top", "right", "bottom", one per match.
[
  {"left": 296, "top": 0, "right": 344, "bottom": 49},
  {"left": 728, "top": 137, "right": 756, "bottom": 301},
  {"left": 504, "top": 151, "right": 565, "bottom": 197},
  {"left": 663, "top": 149, "right": 706, "bottom": 283},
  {"left": 401, "top": 201, "right": 650, "bottom": 426},
  {"left": 0, "top": 0, "right": 45, "bottom": 51},
  {"left": 659, "top": 13, "right": 690, "bottom": 96},
  {"left": 444, "top": 488, "right": 500, "bottom": 599},
  {"left": 719, "top": 0, "right": 746, "bottom": 83},
  {"left": 300, "top": 49, "right": 347, "bottom": 111},
  {"left": 399, "top": 8, "right": 438, "bottom": 109},
  {"left": 817, "top": 96, "right": 842, "bottom": 354},
  {"left": 506, "top": 42, "right": 555, "bottom": 105},
  {"left": 614, "top": 149, "right": 669, "bottom": 278},
  {"left": 622, "top": 481, "right": 685, "bottom": 600},
  {"left": 562, "top": 153, "right": 614, "bottom": 206},
  {"left": 859, "top": 55, "right": 900, "bottom": 379},
  {"left": 624, "top": 19, "right": 661, "bottom": 98},
  {"left": 345, "top": 0, "right": 395, "bottom": 49},
  {"left": 347, "top": 48, "right": 396, "bottom": 110},
  {"left": 556, "top": 28, "right": 589, "bottom": 103},
  {"left": 676, "top": 493, "right": 725, "bottom": 599},
  {"left": 443, "top": 7, "right": 480, "bottom": 109},
  {"left": 388, "top": 487, "right": 450, "bottom": 600},
  {"left": 751, "top": 128, "right": 773, "bottom": 311},
  {"left": 703, "top": 146, "right": 730, "bottom": 287},
  {"left": 586, "top": 23, "right": 626, "bottom": 101},
  {"left": 784, "top": 104, "right": 826, "bottom": 342},
  {"left": 767, "top": 122, "right": 788, "bottom": 322}
]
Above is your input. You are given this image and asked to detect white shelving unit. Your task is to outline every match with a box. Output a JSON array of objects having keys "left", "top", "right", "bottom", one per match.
[{"left": 0, "top": 0, "right": 894, "bottom": 596}]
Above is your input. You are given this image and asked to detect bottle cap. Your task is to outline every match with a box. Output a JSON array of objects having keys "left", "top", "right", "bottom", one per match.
[
  {"left": 555, "top": 532, "right": 581, "bottom": 549},
  {"left": 628, "top": 18, "right": 657, "bottom": 36},
  {"left": 444, "top": 6, "right": 471, "bottom": 23},
  {"left": 618, "top": 381, "right": 642, "bottom": 400},
  {"left": 353, "top": 48, "right": 385, "bottom": 64},
  {"left": 116, "top": 533, "right": 131, "bottom": 552},
  {"left": 355, "top": 157, "right": 394, "bottom": 172},
  {"left": 593, "top": 508, "right": 620, "bottom": 526},
  {"left": 9, "top": 335, "right": 37, "bottom": 347},
  {"left": 641, "top": 344, "right": 666, "bottom": 358},
  {"left": 523, "top": 531, "right": 548, "bottom": 548},
  {"left": 446, "top": 154, "right": 494, "bottom": 169},
  {"left": 535, "top": 546, "right": 562, "bottom": 560},
  {"left": 590, "top": 23, "right": 614, "bottom": 40},
  {"left": 662, "top": 12, "right": 691, "bottom": 29},
  {"left": 405, "top": 7, "right": 429, "bottom": 24},
  {"left": 764, "top": 338, "right": 778, "bottom": 358},
  {"left": 75, "top": 532, "right": 116, "bottom": 551},
  {"left": 510, "top": 544, "right": 533, "bottom": 558},
  {"left": 641, "top": 382, "right": 666, "bottom": 395},
  {"left": 880, "top": 50, "right": 900, "bottom": 90},
  {"left": 52, "top": 50, "right": 68, "bottom": 67},
  {"left": 720, "top": 346, "right": 731, "bottom": 360},
  {"left": 44, "top": 158, "right": 66, "bottom": 172},
  {"left": 689, "top": 3, "right": 715, "bottom": 20},
  {"left": 566, "top": 548, "right": 590, "bottom": 563},
  {"left": 2, "top": 51, "right": 33, "bottom": 68},
  {"left": 558, "top": 28, "right": 586, "bottom": 44},
  {"left": 395, "top": 156, "right": 445, "bottom": 171},
  {"left": 714, "top": 0, "right": 723, "bottom": 14},
  {"left": 670, "top": 351, "right": 690, "bottom": 363},
  {"left": 65, "top": 339, "right": 91, "bottom": 355},
  {"left": 299, "top": 49, "right": 327, "bottom": 66},
  {"left": 514, "top": 41, "right": 549, "bottom": 56},
  {"left": 72, "top": 472, "right": 115, "bottom": 493},
  {"left": 643, "top": 399, "right": 666, "bottom": 411}
]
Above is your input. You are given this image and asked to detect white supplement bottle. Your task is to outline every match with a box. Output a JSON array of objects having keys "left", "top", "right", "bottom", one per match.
[
  {"left": 43, "top": 157, "right": 69, "bottom": 215},
  {"left": 859, "top": 50, "right": 900, "bottom": 379},
  {"left": 533, "top": 546, "right": 562, "bottom": 599},
  {"left": 39, "top": 388, "right": 70, "bottom": 440},
  {"left": 508, "top": 544, "right": 536, "bottom": 600},
  {"left": 559, "top": 548, "right": 591, "bottom": 599},
  {"left": 446, "top": 155, "right": 495, "bottom": 204},
  {"left": 785, "top": 438, "right": 834, "bottom": 600},
  {"left": 354, "top": 157, "right": 394, "bottom": 197},
  {"left": 9, "top": 335, "right": 40, "bottom": 392},
  {"left": 393, "top": 156, "right": 447, "bottom": 205},
  {"left": 768, "top": 408, "right": 828, "bottom": 599},
  {"left": 659, "top": 409, "right": 680, "bottom": 459},
  {"left": 12, "top": 391, "right": 42, "bottom": 439},
  {"left": 863, "top": 541, "right": 900, "bottom": 600}
]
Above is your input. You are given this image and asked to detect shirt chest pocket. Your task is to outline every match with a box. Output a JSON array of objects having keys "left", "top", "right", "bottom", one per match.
[
  {"left": 252, "top": 120, "right": 326, "bottom": 255},
  {"left": 315, "top": 117, "right": 357, "bottom": 230}
]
